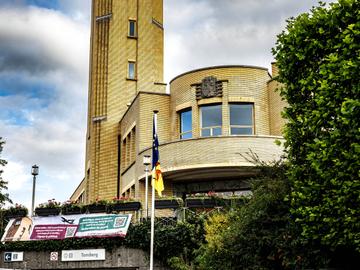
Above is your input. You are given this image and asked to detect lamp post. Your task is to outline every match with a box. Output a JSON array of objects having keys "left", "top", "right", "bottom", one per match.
[
  {"left": 143, "top": 155, "right": 151, "bottom": 219},
  {"left": 31, "top": 165, "right": 39, "bottom": 217}
]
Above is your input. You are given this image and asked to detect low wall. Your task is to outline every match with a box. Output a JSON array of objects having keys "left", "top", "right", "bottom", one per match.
[{"left": 0, "top": 247, "right": 168, "bottom": 270}]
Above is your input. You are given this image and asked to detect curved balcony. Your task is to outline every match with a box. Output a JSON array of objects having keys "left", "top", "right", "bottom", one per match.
[{"left": 136, "top": 135, "right": 284, "bottom": 183}]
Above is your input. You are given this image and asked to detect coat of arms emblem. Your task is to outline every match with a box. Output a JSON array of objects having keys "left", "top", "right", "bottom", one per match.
[{"left": 194, "top": 76, "right": 224, "bottom": 100}]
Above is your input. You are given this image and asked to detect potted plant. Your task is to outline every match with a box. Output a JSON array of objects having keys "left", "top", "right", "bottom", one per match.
[
  {"left": 61, "top": 200, "right": 85, "bottom": 215},
  {"left": 85, "top": 197, "right": 108, "bottom": 213},
  {"left": 108, "top": 197, "right": 141, "bottom": 212},
  {"left": 4, "top": 203, "right": 28, "bottom": 219},
  {"left": 185, "top": 191, "right": 217, "bottom": 208},
  {"left": 221, "top": 195, "right": 250, "bottom": 208},
  {"left": 35, "top": 199, "right": 61, "bottom": 216},
  {"left": 155, "top": 196, "right": 183, "bottom": 209}
]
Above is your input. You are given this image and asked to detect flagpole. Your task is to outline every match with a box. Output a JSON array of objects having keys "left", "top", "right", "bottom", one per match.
[{"left": 150, "top": 110, "right": 158, "bottom": 270}]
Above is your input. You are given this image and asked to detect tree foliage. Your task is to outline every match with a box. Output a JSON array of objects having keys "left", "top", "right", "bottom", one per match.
[
  {"left": 195, "top": 161, "right": 302, "bottom": 269},
  {"left": 273, "top": 0, "right": 360, "bottom": 255},
  {"left": 0, "top": 137, "right": 11, "bottom": 207}
]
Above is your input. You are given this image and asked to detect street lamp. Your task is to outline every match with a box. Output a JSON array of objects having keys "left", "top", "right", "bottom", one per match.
[
  {"left": 31, "top": 165, "right": 39, "bottom": 217},
  {"left": 143, "top": 155, "right": 151, "bottom": 219}
]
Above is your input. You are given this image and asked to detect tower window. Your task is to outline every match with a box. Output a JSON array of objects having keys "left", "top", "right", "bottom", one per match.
[
  {"left": 128, "top": 20, "right": 137, "bottom": 37},
  {"left": 200, "top": 105, "right": 222, "bottom": 137},
  {"left": 229, "top": 104, "right": 254, "bottom": 135},
  {"left": 180, "top": 109, "right": 192, "bottom": 139},
  {"left": 128, "top": 61, "right": 136, "bottom": 79}
]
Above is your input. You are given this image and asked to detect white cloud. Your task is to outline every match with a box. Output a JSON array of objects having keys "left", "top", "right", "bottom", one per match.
[
  {"left": 0, "top": 4, "right": 89, "bottom": 207},
  {"left": 164, "top": 0, "right": 335, "bottom": 82},
  {"left": 0, "top": 6, "right": 89, "bottom": 78},
  {"left": 2, "top": 161, "right": 28, "bottom": 191}
]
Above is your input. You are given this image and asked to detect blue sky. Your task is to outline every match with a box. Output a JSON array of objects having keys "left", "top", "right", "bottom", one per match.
[{"left": 0, "top": 0, "right": 334, "bottom": 210}]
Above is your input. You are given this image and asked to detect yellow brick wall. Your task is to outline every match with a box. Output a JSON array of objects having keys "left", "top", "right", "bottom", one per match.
[
  {"left": 268, "top": 62, "right": 287, "bottom": 136},
  {"left": 70, "top": 178, "right": 86, "bottom": 202},
  {"left": 268, "top": 80, "right": 287, "bottom": 136}
]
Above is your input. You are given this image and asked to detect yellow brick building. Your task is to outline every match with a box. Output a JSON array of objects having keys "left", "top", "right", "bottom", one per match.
[{"left": 71, "top": 0, "right": 286, "bottom": 209}]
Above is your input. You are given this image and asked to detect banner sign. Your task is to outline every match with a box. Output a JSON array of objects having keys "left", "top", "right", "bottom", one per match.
[
  {"left": 1, "top": 214, "right": 132, "bottom": 242},
  {"left": 29, "top": 213, "right": 131, "bottom": 240},
  {"left": 76, "top": 215, "right": 130, "bottom": 238}
]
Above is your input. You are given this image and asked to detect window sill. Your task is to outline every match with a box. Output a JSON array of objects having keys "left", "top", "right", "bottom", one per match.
[
  {"left": 127, "top": 35, "right": 138, "bottom": 40},
  {"left": 126, "top": 78, "right": 137, "bottom": 81}
]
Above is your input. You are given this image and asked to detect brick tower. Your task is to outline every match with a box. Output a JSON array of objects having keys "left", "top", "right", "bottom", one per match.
[{"left": 84, "top": 0, "right": 165, "bottom": 203}]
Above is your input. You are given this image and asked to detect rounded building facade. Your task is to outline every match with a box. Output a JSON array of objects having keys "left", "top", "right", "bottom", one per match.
[
  {"left": 164, "top": 65, "right": 283, "bottom": 196},
  {"left": 119, "top": 65, "right": 285, "bottom": 202}
]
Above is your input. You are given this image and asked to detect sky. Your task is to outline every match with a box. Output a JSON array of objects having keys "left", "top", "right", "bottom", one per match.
[{"left": 0, "top": 0, "right": 334, "bottom": 210}]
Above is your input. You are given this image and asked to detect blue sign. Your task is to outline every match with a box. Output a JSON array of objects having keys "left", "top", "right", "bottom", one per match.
[{"left": 4, "top": 252, "right": 11, "bottom": 262}]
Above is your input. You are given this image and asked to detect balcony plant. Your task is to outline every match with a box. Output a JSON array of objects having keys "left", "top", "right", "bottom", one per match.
[
  {"left": 85, "top": 197, "right": 108, "bottom": 213},
  {"left": 35, "top": 199, "right": 61, "bottom": 216},
  {"left": 3, "top": 203, "right": 28, "bottom": 219},
  {"left": 108, "top": 196, "right": 141, "bottom": 212},
  {"left": 185, "top": 191, "right": 217, "bottom": 209},
  {"left": 155, "top": 196, "right": 183, "bottom": 209},
  {"left": 61, "top": 200, "right": 85, "bottom": 215},
  {"left": 220, "top": 194, "right": 252, "bottom": 209}
]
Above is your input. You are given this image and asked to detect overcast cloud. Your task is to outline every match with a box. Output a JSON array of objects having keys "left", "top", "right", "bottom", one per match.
[
  {"left": 0, "top": 1, "right": 90, "bottom": 209},
  {"left": 0, "top": 0, "right": 333, "bottom": 209}
]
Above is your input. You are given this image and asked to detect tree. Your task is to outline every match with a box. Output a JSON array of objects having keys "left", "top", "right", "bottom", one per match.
[
  {"left": 273, "top": 0, "right": 360, "bottom": 258},
  {"left": 0, "top": 137, "right": 11, "bottom": 207}
]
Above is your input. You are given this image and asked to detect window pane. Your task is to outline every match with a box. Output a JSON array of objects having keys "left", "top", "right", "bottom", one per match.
[
  {"left": 201, "top": 129, "right": 210, "bottom": 137},
  {"left": 181, "top": 132, "right": 192, "bottom": 139},
  {"left": 128, "top": 62, "right": 135, "bottom": 79},
  {"left": 230, "top": 104, "right": 253, "bottom": 126},
  {"left": 201, "top": 105, "right": 222, "bottom": 127},
  {"left": 213, "top": 127, "right": 222, "bottom": 136},
  {"left": 181, "top": 110, "right": 192, "bottom": 133},
  {"left": 129, "top": 21, "right": 136, "bottom": 36},
  {"left": 231, "top": 127, "right": 253, "bottom": 135}
]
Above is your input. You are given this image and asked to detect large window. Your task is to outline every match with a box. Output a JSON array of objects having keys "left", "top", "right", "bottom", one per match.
[
  {"left": 200, "top": 105, "right": 222, "bottom": 137},
  {"left": 180, "top": 109, "right": 192, "bottom": 139},
  {"left": 229, "top": 104, "right": 254, "bottom": 135}
]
